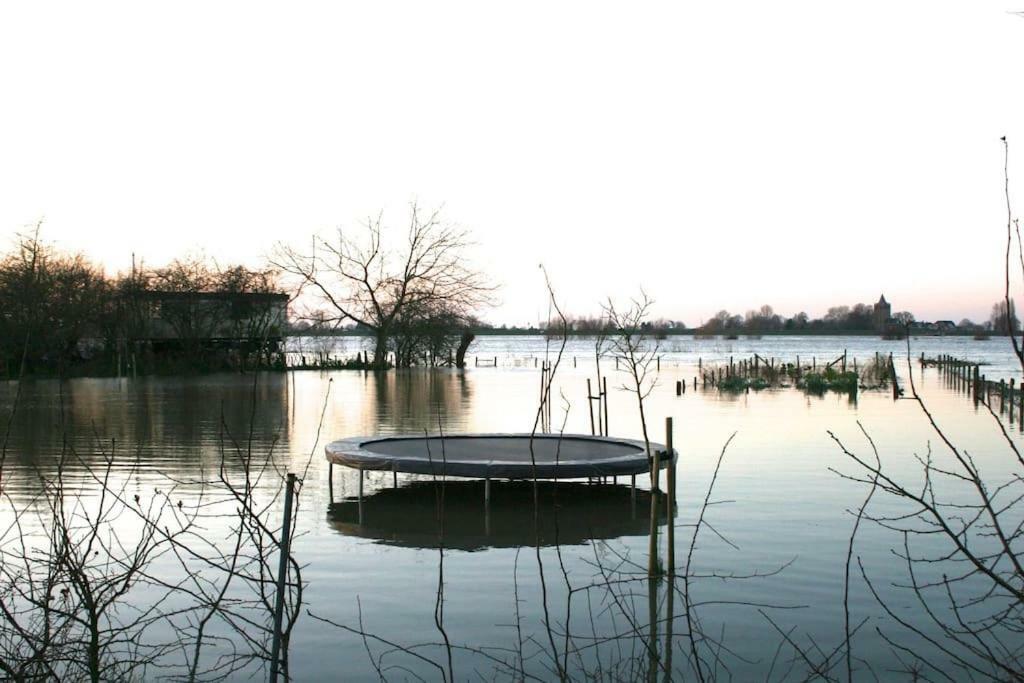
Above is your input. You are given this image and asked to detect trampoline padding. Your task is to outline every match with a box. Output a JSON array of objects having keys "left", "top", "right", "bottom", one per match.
[{"left": 325, "top": 433, "right": 675, "bottom": 479}]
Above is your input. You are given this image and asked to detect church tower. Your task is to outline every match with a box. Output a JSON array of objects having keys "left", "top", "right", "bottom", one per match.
[{"left": 873, "top": 294, "right": 891, "bottom": 331}]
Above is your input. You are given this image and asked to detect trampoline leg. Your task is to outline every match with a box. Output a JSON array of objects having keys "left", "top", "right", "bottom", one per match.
[
  {"left": 485, "top": 477, "right": 491, "bottom": 507},
  {"left": 631, "top": 474, "right": 637, "bottom": 520},
  {"left": 358, "top": 469, "right": 365, "bottom": 525},
  {"left": 328, "top": 463, "right": 334, "bottom": 502},
  {"left": 392, "top": 466, "right": 397, "bottom": 489}
]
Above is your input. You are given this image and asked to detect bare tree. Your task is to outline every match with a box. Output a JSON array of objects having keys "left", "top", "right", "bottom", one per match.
[
  {"left": 826, "top": 138, "right": 1024, "bottom": 680},
  {"left": 602, "top": 291, "right": 660, "bottom": 460},
  {"left": 989, "top": 298, "right": 1019, "bottom": 334},
  {"left": 272, "top": 203, "right": 493, "bottom": 369},
  {"left": 0, "top": 227, "right": 108, "bottom": 377}
]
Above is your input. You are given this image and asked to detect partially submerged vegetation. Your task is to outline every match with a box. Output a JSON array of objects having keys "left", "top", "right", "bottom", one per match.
[
  {"left": 705, "top": 352, "right": 894, "bottom": 396},
  {"left": 798, "top": 368, "right": 859, "bottom": 394}
]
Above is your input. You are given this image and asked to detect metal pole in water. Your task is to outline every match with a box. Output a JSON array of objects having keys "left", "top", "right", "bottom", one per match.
[{"left": 270, "top": 473, "right": 296, "bottom": 683}]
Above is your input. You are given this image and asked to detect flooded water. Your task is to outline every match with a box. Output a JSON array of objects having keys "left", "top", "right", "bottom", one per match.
[{"left": 1, "top": 335, "right": 1021, "bottom": 680}]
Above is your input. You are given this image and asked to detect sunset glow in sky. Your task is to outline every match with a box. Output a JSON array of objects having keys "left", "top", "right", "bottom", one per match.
[{"left": 2, "top": 2, "right": 1023, "bottom": 326}]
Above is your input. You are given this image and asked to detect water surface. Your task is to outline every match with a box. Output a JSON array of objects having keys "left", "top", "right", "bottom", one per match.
[{"left": 1, "top": 335, "right": 1019, "bottom": 680}]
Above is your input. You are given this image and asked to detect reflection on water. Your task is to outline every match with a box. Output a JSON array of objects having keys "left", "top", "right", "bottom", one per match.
[
  {"left": 327, "top": 480, "right": 670, "bottom": 551},
  {"left": 1, "top": 336, "right": 1022, "bottom": 679}
]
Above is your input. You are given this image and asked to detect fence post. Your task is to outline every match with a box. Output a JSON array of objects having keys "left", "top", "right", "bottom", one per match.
[
  {"left": 602, "top": 377, "right": 609, "bottom": 436},
  {"left": 270, "top": 473, "right": 297, "bottom": 683},
  {"left": 666, "top": 417, "right": 676, "bottom": 576}
]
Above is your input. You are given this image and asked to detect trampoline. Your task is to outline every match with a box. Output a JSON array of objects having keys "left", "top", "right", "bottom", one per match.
[{"left": 325, "top": 433, "right": 674, "bottom": 480}]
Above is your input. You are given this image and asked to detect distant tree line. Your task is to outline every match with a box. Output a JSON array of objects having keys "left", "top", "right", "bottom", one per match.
[
  {"left": 696, "top": 303, "right": 907, "bottom": 335},
  {"left": 503, "top": 301, "right": 1015, "bottom": 337}
]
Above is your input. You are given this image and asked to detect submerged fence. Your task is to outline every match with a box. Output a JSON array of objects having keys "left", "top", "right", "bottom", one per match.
[{"left": 924, "top": 353, "right": 1024, "bottom": 428}]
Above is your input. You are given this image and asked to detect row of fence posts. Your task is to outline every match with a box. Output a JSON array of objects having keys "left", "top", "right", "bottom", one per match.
[
  {"left": 699, "top": 353, "right": 789, "bottom": 387},
  {"left": 928, "top": 353, "right": 1024, "bottom": 428},
  {"left": 287, "top": 350, "right": 371, "bottom": 369},
  {"left": 285, "top": 352, "right": 688, "bottom": 371}
]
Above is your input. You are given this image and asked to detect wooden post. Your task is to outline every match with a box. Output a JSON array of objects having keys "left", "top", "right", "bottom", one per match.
[
  {"left": 587, "top": 378, "right": 596, "bottom": 435},
  {"left": 666, "top": 417, "right": 676, "bottom": 507},
  {"left": 675, "top": 380, "right": 681, "bottom": 396},
  {"left": 1011, "top": 379, "right": 1016, "bottom": 422},
  {"left": 890, "top": 353, "right": 899, "bottom": 400},
  {"left": 648, "top": 454, "right": 660, "bottom": 578},
  {"left": 270, "top": 473, "right": 296, "bottom": 683},
  {"left": 665, "top": 417, "right": 676, "bottom": 576},
  {"left": 1019, "top": 378, "right": 1023, "bottom": 429},
  {"left": 650, "top": 444, "right": 661, "bottom": 493},
  {"left": 602, "top": 377, "right": 609, "bottom": 436}
]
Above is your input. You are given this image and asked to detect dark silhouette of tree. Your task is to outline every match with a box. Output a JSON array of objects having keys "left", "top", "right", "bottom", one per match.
[
  {"left": 989, "top": 298, "right": 1020, "bottom": 334},
  {"left": 892, "top": 311, "right": 915, "bottom": 326},
  {"left": 0, "top": 228, "right": 107, "bottom": 376},
  {"left": 272, "top": 203, "right": 493, "bottom": 368}
]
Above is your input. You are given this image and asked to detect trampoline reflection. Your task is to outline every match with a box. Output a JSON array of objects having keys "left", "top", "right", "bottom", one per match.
[{"left": 327, "top": 480, "right": 674, "bottom": 551}]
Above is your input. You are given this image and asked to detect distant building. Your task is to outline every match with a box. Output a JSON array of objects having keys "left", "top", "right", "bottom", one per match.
[
  {"left": 873, "top": 294, "right": 891, "bottom": 331},
  {"left": 935, "top": 320, "right": 956, "bottom": 334},
  {"left": 119, "top": 290, "right": 288, "bottom": 351}
]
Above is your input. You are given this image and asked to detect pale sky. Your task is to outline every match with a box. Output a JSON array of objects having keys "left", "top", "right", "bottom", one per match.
[{"left": 2, "top": 2, "right": 1023, "bottom": 326}]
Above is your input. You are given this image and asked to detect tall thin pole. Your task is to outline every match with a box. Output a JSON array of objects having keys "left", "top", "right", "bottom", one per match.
[
  {"left": 665, "top": 417, "right": 675, "bottom": 572},
  {"left": 602, "top": 377, "right": 609, "bottom": 436},
  {"left": 270, "top": 473, "right": 297, "bottom": 682}
]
